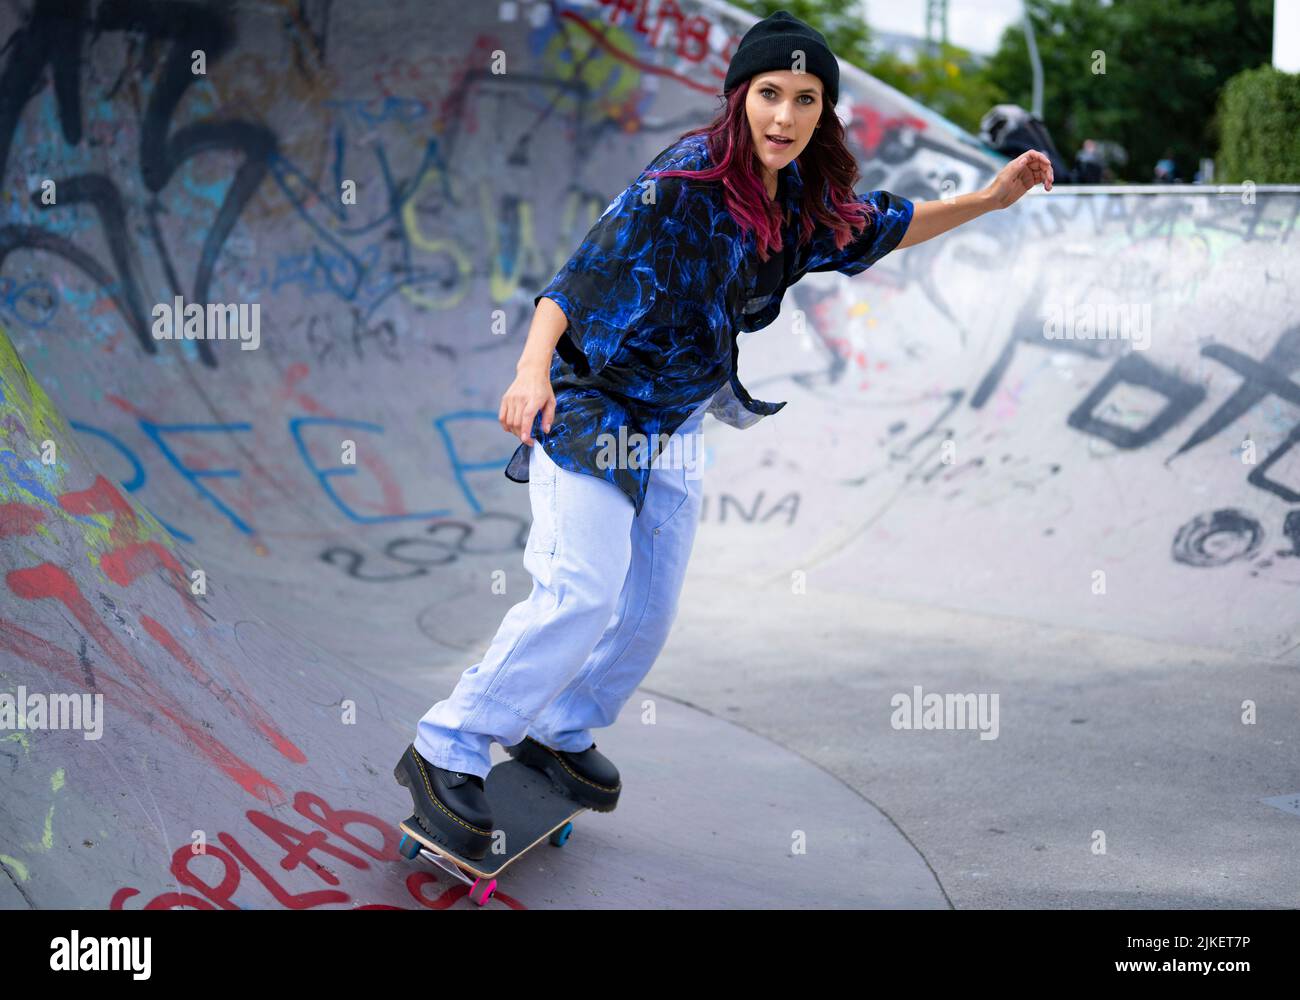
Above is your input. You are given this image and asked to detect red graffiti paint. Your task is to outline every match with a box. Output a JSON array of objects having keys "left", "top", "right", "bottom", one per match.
[
  {"left": 847, "top": 109, "right": 929, "bottom": 160},
  {"left": 404, "top": 871, "right": 468, "bottom": 909},
  {"left": 3, "top": 475, "right": 304, "bottom": 794},
  {"left": 99, "top": 540, "right": 205, "bottom": 627},
  {"left": 217, "top": 833, "right": 351, "bottom": 909},
  {"left": 140, "top": 614, "right": 306, "bottom": 764},
  {"left": 99, "top": 540, "right": 185, "bottom": 588},
  {"left": 58, "top": 474, "right": 140, "bottom": 540},
  {"left": 170, "top": 842, "right": 244, "bottom": 909},
  {"left": 244, "top": 809, "right": 369, "bottom": 886},
  {"left": 406, "top": 872, "right": 525, "bottom": 911},
  {"left": 293, "top": 790, "right": 399, "bottom": 862},
  {"left": 278, "top": 362, "right": 330, "bottom": 416},
  {"left": 109, "top": 791, "right": 525, "bottom": 910},
  {"left": 7, "top": 561, "right": 284, "bottom": 799},
  {"left": 111, "top": 887, "right": 218, "bottom": 910},
  {"left": 0, "top": 502, "right": 46, "bottom": 537},
  {"left": 106, "top": 393, "right": 148, "bottom": 419},
  {"left": 563, "top": 10, "right": 724, "bottom": 95}
]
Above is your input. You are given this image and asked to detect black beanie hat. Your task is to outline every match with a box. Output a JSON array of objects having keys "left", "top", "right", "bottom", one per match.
[{"left": 724, "top": 10, "right": 839, "bottom": 106}]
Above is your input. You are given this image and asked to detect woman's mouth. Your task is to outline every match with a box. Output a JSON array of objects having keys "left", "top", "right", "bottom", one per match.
[{"left": 765, "top": 134, "right": 794, "bottom": 149}]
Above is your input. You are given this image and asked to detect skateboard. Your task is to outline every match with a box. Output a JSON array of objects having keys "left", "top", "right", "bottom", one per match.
[{"left": 397, "top": 758, "right": 586, "bottom": 906}]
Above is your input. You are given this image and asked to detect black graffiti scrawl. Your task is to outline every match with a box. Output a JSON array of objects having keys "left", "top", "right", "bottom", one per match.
[{"left": 0, "top": 0, "right": 276, "bottom": 367}]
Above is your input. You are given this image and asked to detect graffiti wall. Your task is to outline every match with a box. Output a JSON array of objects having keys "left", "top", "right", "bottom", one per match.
[
  {"left": 0, "top": 0, "right": 1005, "bottom": 660},
  {"left": 711, "top": 187, "right": 1300, "bottom": 660},
  {"left": 0, "top": 0, "right": 1295, "bottom": 907}
]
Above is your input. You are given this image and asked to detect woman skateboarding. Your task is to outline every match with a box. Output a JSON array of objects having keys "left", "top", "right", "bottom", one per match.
[{"left": 396, "top": 9, "right": 1053, "bottom": 860}]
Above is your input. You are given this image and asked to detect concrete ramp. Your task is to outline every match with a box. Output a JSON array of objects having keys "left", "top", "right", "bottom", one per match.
[
  {"left": 710, "top": 185, "right": 1300, "bottom": 660},
  {"left": 1, "top": 0, "right": 1295, "bottom": 908},
  {"left": 0, "top": 0, "right": 966, "bottom": 910},
  {"left": 0, "top": 331, "right": 941, "bottom": 909}
]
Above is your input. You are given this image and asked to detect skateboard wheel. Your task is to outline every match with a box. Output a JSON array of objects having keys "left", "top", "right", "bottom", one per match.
[
  {"left": 398, "top": 834, "right": 422, "bottom": 860},
  {"left": 468, "top": 878, "right": 496, "bottom": 906},
  {"left": 549, "top": 821, "right": 574, "bottom": 847}
]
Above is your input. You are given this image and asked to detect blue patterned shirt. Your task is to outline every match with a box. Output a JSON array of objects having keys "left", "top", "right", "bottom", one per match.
[{"left": 505, "top": 132, "right": 914, "bottom": 516}]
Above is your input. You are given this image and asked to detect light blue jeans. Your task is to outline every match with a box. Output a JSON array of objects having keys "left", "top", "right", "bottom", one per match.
[{"left": 414, "top": 399, "right": 709, "bottom": 778}]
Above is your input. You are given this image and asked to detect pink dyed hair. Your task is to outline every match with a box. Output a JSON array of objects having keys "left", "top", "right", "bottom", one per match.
[{"left": 647, "top": 78, "right": 875, "bottom": 262}]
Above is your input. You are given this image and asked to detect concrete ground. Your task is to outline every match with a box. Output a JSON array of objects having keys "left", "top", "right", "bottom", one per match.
[{"left": 651, "top": 581, "right": 1300, "bottom": 908}]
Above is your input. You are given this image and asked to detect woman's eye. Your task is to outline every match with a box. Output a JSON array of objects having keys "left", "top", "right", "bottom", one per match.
[{"left": 758, "top": 87, "right": 814, "bottom": 104}]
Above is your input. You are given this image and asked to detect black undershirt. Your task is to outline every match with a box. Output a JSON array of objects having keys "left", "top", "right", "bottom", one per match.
[{"left": 753, "top": 245, "right": 784, "bottom": 298}]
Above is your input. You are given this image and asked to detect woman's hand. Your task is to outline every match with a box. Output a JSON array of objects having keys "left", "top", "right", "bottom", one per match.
[
  {"left": 500, "top": 364, "right": 556, "bottom": 446},
  {"left": 984, "top": 150, "right": 1054, "bottom": 210}
]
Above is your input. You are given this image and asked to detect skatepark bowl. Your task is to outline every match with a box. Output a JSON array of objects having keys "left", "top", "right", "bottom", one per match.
[{"left": 1, "top": 1, "right": 1297, "bottom": 909}]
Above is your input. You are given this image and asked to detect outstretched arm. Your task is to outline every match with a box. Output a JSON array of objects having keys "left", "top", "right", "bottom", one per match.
[{"left": 896, "top": 150, "right": 1054, "bottom": 249}]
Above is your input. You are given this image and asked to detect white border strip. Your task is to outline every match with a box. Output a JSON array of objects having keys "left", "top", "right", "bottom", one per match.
[{"left": 1030, "top": 185, "right": 1300, "bottom": 195}]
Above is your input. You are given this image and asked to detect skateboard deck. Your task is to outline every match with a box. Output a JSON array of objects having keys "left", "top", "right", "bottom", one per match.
[{"left": 397, "top": 758, "right": 586, "bottom": 905}]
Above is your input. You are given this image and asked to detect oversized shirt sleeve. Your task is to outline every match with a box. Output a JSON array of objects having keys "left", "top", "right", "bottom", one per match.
[
  {"left": 801, "top": 190, "right": 914, "bottom": 276},
  {"left": 534, "top": 170, "right": 688, "bottom": 379}
]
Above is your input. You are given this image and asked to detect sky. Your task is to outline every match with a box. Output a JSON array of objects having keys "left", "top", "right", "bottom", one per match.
[{"left": 864, "top": 0, "right": 1028, "bottom": 56}]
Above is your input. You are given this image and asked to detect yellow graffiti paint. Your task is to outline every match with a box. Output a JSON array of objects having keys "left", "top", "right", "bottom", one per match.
[
  {"left": 40, "top": 804, "right": 55, "bottom": 850},
  {"left": 478, "top": 181, "right": 542, "bottom": 303},
  {"left": 400, "top": 168, "right": 473, "bottom": 311},
  {"left": 0, "top": 323, "right": 70, "bottom": 460},
  {"left": 0, "top": 323, "right": 176, "bottom": 563},
  {"left": 541, "top": 21, "right": 640, "bottom": 113},
  {"left": 0, "top": 855, "right": 29, "bottom": 882}
]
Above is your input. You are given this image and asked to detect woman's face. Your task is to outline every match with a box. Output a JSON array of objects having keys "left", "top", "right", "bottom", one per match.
[{"left": 745, "top": 71, "right": 823, "bottom": 181}]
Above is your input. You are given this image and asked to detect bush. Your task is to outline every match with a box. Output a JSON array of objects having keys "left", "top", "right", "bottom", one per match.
[{"left": 1215, "top": 65, "right": 1300, "bottom": 183}]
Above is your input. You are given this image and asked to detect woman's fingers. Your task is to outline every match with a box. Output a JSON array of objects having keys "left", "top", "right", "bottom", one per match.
[
  {"left": 1020, "top": 152, "right": 1053, "bottom": 191},
  {"left": 994, "top": 151, "right": 1053, "bottom": 207},
  {"left": 520, "top": 402, "right": 538, "bottom": 445},
  {"left": 501, "top": 376, "right": 554, "bottom": 442},
  {"left": 1033, "top": 152, "right": 1053, "bottom": 189}
]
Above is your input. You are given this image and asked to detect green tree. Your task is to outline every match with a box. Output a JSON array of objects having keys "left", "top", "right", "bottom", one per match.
[
  {"left": 866, "top": 42, "right": 1006, "bottom": 137},
  {"left": 1215, "top": 65, "right": 1300, "bottom": 183},
  {"left": 982, "top": 0, "right": 1274, "bottom": 181}
]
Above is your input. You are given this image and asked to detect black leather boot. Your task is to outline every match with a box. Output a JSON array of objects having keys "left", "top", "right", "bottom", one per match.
[
  {"left": 503, "top": 736, "right": 621, "bottom": 811},
  {"left": 393, "top": 744, "right": 493, "bottom": 859}
]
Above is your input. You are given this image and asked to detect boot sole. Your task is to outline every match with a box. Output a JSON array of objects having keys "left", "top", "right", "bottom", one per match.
[{"left": 393, "top": 759, "right": 492, "bottom": 859}]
